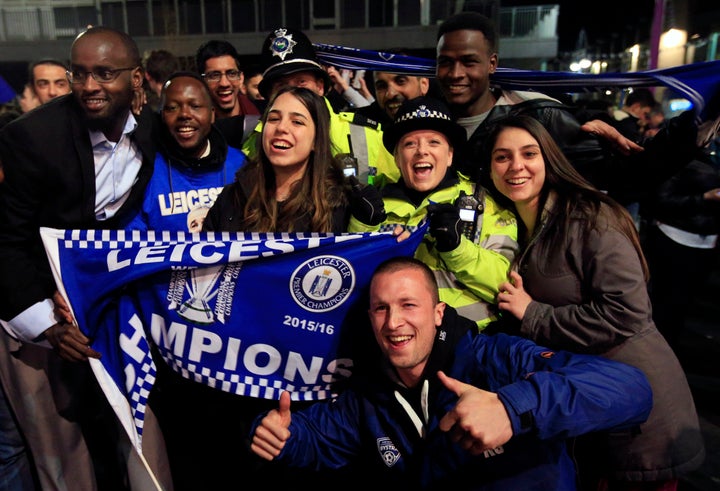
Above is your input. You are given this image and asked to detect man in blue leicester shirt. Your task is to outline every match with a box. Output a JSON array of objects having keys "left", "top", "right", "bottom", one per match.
[
  {"left": 121, "top": 70, "right": 247, "bottom": 489},
  {"left": 250, "top": 256, "right": 653, "bottom": 490},
  {"left": 125, "top": 71, "right": 247, "bottom": 232}
]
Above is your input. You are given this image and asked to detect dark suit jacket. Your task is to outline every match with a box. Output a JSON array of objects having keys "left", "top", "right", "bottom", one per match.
[{"left": 0, "top": 94, "right": 156, "bottom": 320}]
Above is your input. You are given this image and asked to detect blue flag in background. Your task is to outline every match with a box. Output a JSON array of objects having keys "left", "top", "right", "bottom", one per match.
[
  {"left": 0, "top": 75, "right": 16, "bottom": 104},
  {"left": 314, "top": 44, "right": 720, "bottom": 119},
  {"left": 40, "top": 226, "right": 426, "bottom": 451}
]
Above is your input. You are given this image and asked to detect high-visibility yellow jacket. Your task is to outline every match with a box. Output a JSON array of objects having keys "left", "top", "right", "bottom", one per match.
[
  {"left": 242, "top": 97, "right": 400, "bottom": 187},
  {"left": 349, "top": 173, "right": 518, "bottom": 329}
]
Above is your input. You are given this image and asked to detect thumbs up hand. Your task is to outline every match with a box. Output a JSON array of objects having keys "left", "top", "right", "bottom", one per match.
[
  {"left": 437, "top": 371, "right": 513, "bottom": 455},
  {"left": 250, "top": 391, "right": 293, "bottom": 461}
]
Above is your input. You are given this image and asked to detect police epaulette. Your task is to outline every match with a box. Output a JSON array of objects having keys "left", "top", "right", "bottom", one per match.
[{"left": 341, "top": 112, "right": 380, "bottom": 130}]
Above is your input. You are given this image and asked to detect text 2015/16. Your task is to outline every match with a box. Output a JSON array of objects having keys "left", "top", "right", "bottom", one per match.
[{"left": 283, "top": 315, "right": 335, "bottom": 335}]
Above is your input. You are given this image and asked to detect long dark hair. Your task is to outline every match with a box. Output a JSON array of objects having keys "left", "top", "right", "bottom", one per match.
[
  {"left": 238, "top": 85, "right": 348, "bottom": 232},
  {"left": 481, "top": 115, "right": 649, "bottom": 280}
]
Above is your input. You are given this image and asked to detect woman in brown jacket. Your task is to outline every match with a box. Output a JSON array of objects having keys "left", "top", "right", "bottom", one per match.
[{"left": 482, "top": 115, "right": 704, "bottom": 491}]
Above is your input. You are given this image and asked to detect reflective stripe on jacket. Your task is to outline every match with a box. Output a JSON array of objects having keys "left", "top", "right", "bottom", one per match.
[{"left": 242, "top": 97, "right": 400, "bottom": 187}]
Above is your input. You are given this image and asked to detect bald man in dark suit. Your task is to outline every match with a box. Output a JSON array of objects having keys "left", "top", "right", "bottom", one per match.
[{"left": 0, "top": 26, "right": 171, "bottom": 491}]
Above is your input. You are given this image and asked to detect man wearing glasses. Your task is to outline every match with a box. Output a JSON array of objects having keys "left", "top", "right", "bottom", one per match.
[
  {"left": 196, "top": 40, "right": 260, "bottom": 149},
  {"left": 0, "top": 26, "right": 171, "bottom": 491}
]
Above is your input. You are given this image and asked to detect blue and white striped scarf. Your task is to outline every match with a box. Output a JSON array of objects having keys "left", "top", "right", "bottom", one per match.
[{"left": 315, "top": 43, "right": 720, "bottom": 118}]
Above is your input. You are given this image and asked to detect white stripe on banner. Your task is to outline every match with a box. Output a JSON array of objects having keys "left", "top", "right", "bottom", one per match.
[
  {"left": 314, "top": 43, "right": 720, "bottom": 118},
  {"left": 40, "top": 225, "right": 428, "bottom": 459}
]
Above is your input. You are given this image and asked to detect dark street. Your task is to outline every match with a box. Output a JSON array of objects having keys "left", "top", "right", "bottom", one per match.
[{"left": 675, "top": 266, "right": 720, "bottom": 490}]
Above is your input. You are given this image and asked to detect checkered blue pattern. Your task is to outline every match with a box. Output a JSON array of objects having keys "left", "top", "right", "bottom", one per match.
[
  {"left": 162, "top": 354, "right": 336, "bottom": 401},
  {"left": 128, "top": 349, "right": 156, "bottom": 437},
  {"left": 395, "top": 106, "right": 452, "bottom": 124},
  {"left": 43, "top": 224, "right": 425, "bottom": 454}
]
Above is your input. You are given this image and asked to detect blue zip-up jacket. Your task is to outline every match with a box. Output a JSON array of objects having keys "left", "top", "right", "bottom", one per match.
[{"left": 251, "top": 307, "right": 652, "bottom": 490}]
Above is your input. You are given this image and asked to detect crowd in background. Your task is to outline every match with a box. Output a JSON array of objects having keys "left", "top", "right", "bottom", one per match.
[{"left": 0, "top": 10, "right": 718, "bottom": 491}]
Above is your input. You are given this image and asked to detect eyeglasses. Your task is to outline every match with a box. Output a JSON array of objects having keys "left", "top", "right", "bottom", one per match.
[
  {"left": 202, "top": 70, "right": 242, "bottom": 83},
  {"left": 66, "top": 67, "right": 136, "bottom": 84}
]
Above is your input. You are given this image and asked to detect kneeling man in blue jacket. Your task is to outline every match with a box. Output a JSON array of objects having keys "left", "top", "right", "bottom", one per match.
[{"left": 250, "top": 256, "right": 652, "bottom": 490}]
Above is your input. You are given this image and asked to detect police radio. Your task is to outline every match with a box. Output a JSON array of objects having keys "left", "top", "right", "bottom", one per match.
[
  {"left": 338, "top": 154, "right": 359, "bottom": 177},
  {"left": 339, "top": 133, "right": 359, "bottom": 177},
  {"left": 454, "top": 190, "right": 483, "bottom": 240}
]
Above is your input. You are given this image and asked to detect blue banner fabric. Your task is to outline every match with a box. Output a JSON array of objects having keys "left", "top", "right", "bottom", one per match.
[
  {"left": 40, "top": 226, "right": 427, "bottom": 448},
  {"left": 314, "top": 43, "right": 720, "bottom": 119}
]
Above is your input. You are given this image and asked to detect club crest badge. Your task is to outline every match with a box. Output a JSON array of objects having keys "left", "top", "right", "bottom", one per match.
[
  {"left": 290, "top": 255, "right": 355, "bottom": 312},
  {"left": 269, "top": 28, "right": 297, "bottom": 61},
  {"left": 376, "top": 437, "right": 401, "bottom": 467}
]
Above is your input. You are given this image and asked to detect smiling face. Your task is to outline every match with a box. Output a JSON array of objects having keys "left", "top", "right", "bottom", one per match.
[
  {"left": 395, "top": 129, "right": 453, "bottom": 193},
  {"left": 262, "top": 90, "right": 316, "bottom": 174},
  {"left": 203, "top": 55, "right": 243, "bottom": 116},
  {"left": 70, "top": 30, "right": 141, "bottom": 139},
  {"left": 490, "top": 126, "right": 546, "bottom": 214},
  {"left": 368, "top": 266, "right": 444, "bottom": 388},
  {"left": 373, "top": 72, "right": 429, "bottom": 120},
  {"left": 161, "top": 76, "right": 215, "bottom": 158},
  {"left": 436, "top": 29, "right": 497, "bottom": 118}
]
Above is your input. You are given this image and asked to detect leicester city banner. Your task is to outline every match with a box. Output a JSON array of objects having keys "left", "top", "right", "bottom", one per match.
[{"left": 40, "top": 226, "right": 427, "bottom": 452}]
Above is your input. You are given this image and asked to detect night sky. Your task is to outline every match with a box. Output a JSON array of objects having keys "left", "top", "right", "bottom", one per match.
[
  {"left": 504, "top": 0, "right": 657, "bottom": 53},
  {"left": 557, "top": 0, "right": 656, "bottom": 52}
]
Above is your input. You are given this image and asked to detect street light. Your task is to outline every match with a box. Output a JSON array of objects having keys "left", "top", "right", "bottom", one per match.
[
  {"left": 570, "top": 58, "right": 592, "bottom": 72},
  {"left": 659, "top": 28, "right": 688, "bottom": 67},
  {"left": 629, "top": 44, "right": 641, "bottom": 72}
]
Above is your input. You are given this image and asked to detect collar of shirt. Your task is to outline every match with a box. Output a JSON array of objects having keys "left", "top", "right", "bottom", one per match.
[
  {"left": 88, "top": 112, "right": 138, "bottom": 147},
  {"left": 90, "top": 112, "right": 142, "bottom": 220}
]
